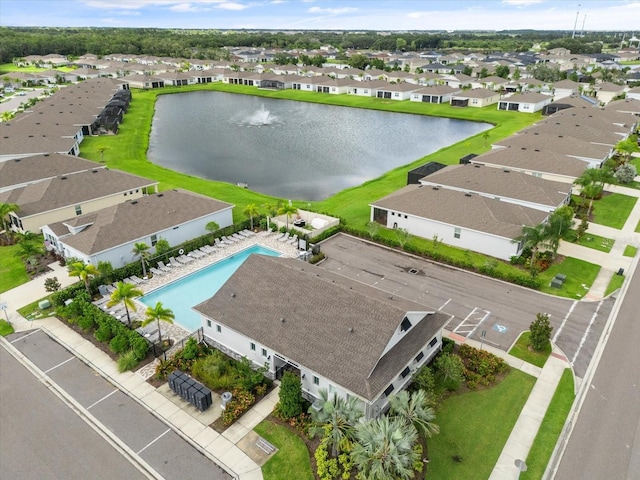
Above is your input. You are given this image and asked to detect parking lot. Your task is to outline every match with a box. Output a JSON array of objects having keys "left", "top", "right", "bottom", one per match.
[
  {"left": 317, "top": 234, "right": 614, "bottom": 378},
  {"left": 5, "top": 330, "right": 231, "bottom": 480}
]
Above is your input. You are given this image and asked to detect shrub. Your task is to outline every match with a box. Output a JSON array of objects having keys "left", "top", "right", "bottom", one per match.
[
  {"left": 110, "top": 333, "right": 130, "bottom": 354},
  {"left": 441, "top": 337, "right": 455, "bottom": 354},
  {"left": 117, "top": 350, "right": 139, "bottom": 372},
  {"left": 433, "top": 353, "right": 465, "bottom": 391},
  {"left": 530, "top": 313, "right": 553, "bottom": 351},
  {"left": 191, "top": 350, "right": 237, "bottom": 390},
  {"left": 44, "top": 277, "right": 61, "bottom": 292},
  {"left": 77, "top": 314, "right": 95, "bottom": 331},
  {"left": 236, "top": 356, "right": 269, "bottom": 393},
  {"left": 411, "top": 365, "right": 436, "bottom": 394},
  {"left": 182, "top": 337, "right": 199, "bottom": 360},
  {"left": 128, "top": 333, "right": 150, "bottom": 361},
  {"left": 458, "top": 344, "right": 509, "bottom": 389},
  {"left": 221, "top": 387, "right": 255, "bottom": 426},
  {"left": 615, "top": 162, "right": 637, "bottom": 184},
  {"left": 278, "top": 371, "right": 303, "bottom": 419},
  {"left": 94, "top": 322, "right": 114, "bottom": 342}
]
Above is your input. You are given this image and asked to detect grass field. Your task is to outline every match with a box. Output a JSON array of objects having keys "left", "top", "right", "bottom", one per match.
[
  {"left": 254, "top": 419, "right": 314, "bottom": 480},
  {"left": 537, "top": 257, "right": 601, "bottom": 299},
  {"left": 427, "top": 369, "right": 536, "bottom": 479},
  {"left": 563, "top": 230, "right": 614, "bottom": 253},
  {"left": 521, "top": 368, "right": 575, "bottom": 480},
  {"left": 0, "top": 319, "right": 15, "bottom": 336},
  {"left": 508, "top": 331, "right": 551, "bottom": 368},
  {"left": 623, "top": 245, "right": 638, "bottom": 257},
  {"left": 591, "top": 193, "right": 637, "bottom": 229},
  {"left": 0, "top": 244, "right": 29, "bottom": 294},
  {"left": 0, "top": 63, "right": 76, "bottom": 75},
  {"left": 605, "top": 272, "right": 626, "bottom": 297}
]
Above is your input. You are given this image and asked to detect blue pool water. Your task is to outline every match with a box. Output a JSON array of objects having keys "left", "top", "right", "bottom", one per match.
[{"left": 140, "top": 245, "right": 280, "bottom": 331}]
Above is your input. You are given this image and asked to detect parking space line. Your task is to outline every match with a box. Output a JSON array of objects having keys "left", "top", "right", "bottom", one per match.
[
  {"left": 86, "top": 389, "right": 119, "bottom": 410},
  {"left": 453, "top": 307, "right": 490, "bottom": 338},
  {"left": 10, "top": 329, "right": 42, "bottom": 343},
  {"left": 137, "top": 428, "right": 171, "bottom": 455},
  {"left": 43, "top": 357, "right": 75, "bottom": 374},
  {"left": 439, "top": 299, "right": 451, "bottom": 311},
  {"left": 571, "top": 300, "right": 603, "bottom": 366},
  {"left": 467, "top": 309, "right": 491, "bottom": 338},
  {"left": 553, "top": 301, "right": 577, "bottom": 343}
]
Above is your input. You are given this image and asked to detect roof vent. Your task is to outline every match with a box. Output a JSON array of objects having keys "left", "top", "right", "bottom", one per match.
[
  {"left": 432, "top": 186, "right": 439, "bottom": 190},
  {"left": 521, "top": 147, "right": 527, "bottom": 150},
  {"left": 14, "top": 158, "right": 21, "bottom": 162},
  {"left": 465, "top": 192, "right": 472, "bottom": 197},
  {"left": 43, "top": 154, "right": 49, "bottom": 157},
  {"left": 503, "top": 169, "right": 510, "bottom": 173},
  {"left": 280, "top": 317, "right": 285, "bottom": 323},
  {"left": 534, "top": 149, "right": 540, "bottom": 152},
  {"left": 92, "top": 169, "right": 98, "bottom": 173},
  {"left": 474, "top": 164, "right": 481, "bottom": 168},
  {"left": 348, "top": 327, "right": 354, "bottom": 333},
  {"left": 28, "top": 135, "right": 34, "bottom": 138},
  {"left": 157, "top": 193, "right": 164, "bottom": 197},
  {"left": 231, "top": 293, "right": 236, "bottom": 298},
  {"left": 131, "top": 200, "right": 138, "bottom": 204},
  {"left": 60, "top": 176, "right": 67, "bottom": 180}
]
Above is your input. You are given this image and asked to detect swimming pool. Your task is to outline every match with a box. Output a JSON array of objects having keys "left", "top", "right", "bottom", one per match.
[{"left": 139, "top": 245, "right": 281, "bottom": 331}]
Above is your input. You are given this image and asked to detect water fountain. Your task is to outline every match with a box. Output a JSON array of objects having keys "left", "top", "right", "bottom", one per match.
[{"left": 242, "top": 104, "right": 279, "bottom": 126}]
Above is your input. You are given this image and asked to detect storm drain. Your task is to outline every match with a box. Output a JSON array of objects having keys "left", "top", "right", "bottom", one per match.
[{"left": 408, "top": 268, "right": 419, "bottom": 275}]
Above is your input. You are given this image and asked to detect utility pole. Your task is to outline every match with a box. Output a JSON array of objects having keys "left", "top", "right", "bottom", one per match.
[
  {"left": 572, "top": 4, "right": 581, "bottom": 39},
  {"left": 580, "top": 14, "right": 586, "bottom": 38}
]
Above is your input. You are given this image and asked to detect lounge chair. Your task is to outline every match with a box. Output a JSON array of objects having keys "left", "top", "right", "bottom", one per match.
[
  {"left": 241, "top": 229, "right": 255, "bottom": 237},
  {"left": 232, "top": 233, "right": 245, "bottom": 241},
  {"left": 105, "top": 284, "right": 116, "bottom": 294},
  {"left": 278, "top": 232, "right": 291, "bottom": 243},
  {"left": 221, "top": 235, "right": 236, "bottom": 244},
  {"left": 214, "top": 238, "right": 225, "bottom": 248},
  {"left": 200, "top": 245, "right": 215, "bottom": 254},
  {"left": 124, "top": 277, "right": 136, "bottom": 285},
  {"left": 188, "top": 249, "right": 204, "bottom": 259},
  {"left": 288, "top": 234, "right": 299, "bottom": 245},
  {"left": 150, "top": 267, "right": 165, "bottom": 276},
  {"left": 130, "top": 275, "right": 145, "bottom": 283},
  {"left": 274, "top": 231, "right": 286, "bottom": 240},
  {"left": 157, "top": 261, "right": 172, "bottom": 272},
  {"left": 168, "top": 256, "right": 182, "bottom": 268},
  {"left": 178, "top": 255, "right": 193, "bottom": 263}
]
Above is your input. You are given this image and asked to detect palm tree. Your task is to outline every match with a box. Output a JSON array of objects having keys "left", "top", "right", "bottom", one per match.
[
  {"left": 0, "top": 202, "right": 19, "bottom": 231},
  {"left": 513, "top": 224, "right": 553, "bottom": 273},
  {"left": 277, "top": 203, "right": 297, "bottom": 229},
  {"left": 68, "top": 261, "right": 98, "bottom": 294},
  {"left": 388, "top": 390, "right": 439, "bottom": 439},
  {"left": 243, "top": 203, "right": 259, "bottom": 230},
  {"left": 142, "top": 301, "right": 174, "bottom": 346},
  {"left": 97, "top": 146, "right": 109, "bottom": 163},
  {"left": 132, "top": 242, "right": 150, "bottom": 278},
  {"left": 309, "top": 389, "right": 362, "bottom": 458},
  {"left": 574, "top": 167, "right": 614, "bottom": 216},
  {"left": 107, "top": 281, "right": 142, "bottom": 327},
  {"left": 352, "top": 416, "right": 419, "bottom": 480}
]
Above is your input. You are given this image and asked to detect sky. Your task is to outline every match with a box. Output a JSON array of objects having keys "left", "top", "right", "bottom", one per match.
[{"left": 0, "top": 0, "right": 638, "bottom": 31}]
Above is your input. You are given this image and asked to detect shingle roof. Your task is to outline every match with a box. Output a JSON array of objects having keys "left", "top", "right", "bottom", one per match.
[
  {"left": 194, "top": 255, "right": 450, "bottom": 401},
  {"left": 52, "top": 189, "right": 233, "bottom": 254},
  {"left": 452, "top": 88, "right": 498, "bottom": 99},
  {"left": 502, "top": 92, "right": 551, "bottom": 104},
  {"left": 494, "top": 133, "right": 611, "bottom": 161},
  {"left": 422, "top": 164, "right": 570, "bottom": 208},
  {"left": 371, "top": 185, "right": 548, "bottom": 239},
  {"left": 0, "top": 168, "right": 157, "bottom": 217},
  {"left": 474, "top": 148, "right": 589, "bottom": 178},
  {"left": 0, "top": 153, "right": 100, "bottom": 191}
]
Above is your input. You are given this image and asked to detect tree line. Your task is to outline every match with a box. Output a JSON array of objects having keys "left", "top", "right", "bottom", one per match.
[{"left": 0, "top": 27, "right": 622, "bottom": 64}]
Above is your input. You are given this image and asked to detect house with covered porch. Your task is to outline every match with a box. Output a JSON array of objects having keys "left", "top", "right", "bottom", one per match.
[{"left": 195, "top": 254, "right": 451, "bottom": 420}]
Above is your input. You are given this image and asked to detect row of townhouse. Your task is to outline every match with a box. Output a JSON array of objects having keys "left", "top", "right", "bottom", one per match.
[{"left": 369, "top": 96, "right": 640, "bottom": 261}]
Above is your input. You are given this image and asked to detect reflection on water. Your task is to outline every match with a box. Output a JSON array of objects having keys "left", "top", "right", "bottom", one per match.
[{"left": 148, "top": 91, "right": 490, "bottom": 201}]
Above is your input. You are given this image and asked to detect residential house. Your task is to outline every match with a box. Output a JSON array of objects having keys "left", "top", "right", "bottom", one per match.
[
  {"left": 552, "top": 79, "right": 581, "bottom": 100},
  {"left": 1, "top": 168, "right": 158, "bottom": 234},
  {"left": 497, "top": 92, "right": 553, "bottom": 113},
  {"left": 375, "top": 82, "right": 421, "bottom": 100},
  {"left": 194, "top": 254, "right": 451, "bottom": 419},
  {"left": 42, "top": 189, "right": 233, "bottom": 269},
  {"left": 592, "top": 82, "right": 627, "bottom": 105},
  {"left": 450, "top": 88, "right": 500, "bottom": 108},
  {"left": 370, "top": 185, "right": 548, "bottom": 260},
  {"left": 410, "top": 85, "right": 461, "bottom": 104},
  {"left": 347, "top": 80, "right": 390, "bottom": 97}
]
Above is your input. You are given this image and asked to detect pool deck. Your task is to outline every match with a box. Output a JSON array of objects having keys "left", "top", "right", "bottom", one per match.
[{"left": 132, "top": 231, "right": 300, "bottom": 377}]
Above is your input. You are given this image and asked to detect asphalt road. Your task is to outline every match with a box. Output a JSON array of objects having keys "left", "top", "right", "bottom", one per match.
[
  {"left": 4, "top": 330, "right": 231, "bottom": 480},
  {"left": 318, "top": 234, "right": 614, "bottom": 378},
  {"left": 0, "top": 345, "right": 147, "bottom": 480},
  {"left": 0, "top": 89, "right": 42, "bottom": 113},
  {"left": 554, "top": 258, "right": 640, "bottom": 480}
]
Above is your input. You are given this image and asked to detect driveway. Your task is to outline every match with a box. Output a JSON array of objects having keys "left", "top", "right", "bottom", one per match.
[{"left": 317, "top": 234, "right": 614, "bottom": 379}]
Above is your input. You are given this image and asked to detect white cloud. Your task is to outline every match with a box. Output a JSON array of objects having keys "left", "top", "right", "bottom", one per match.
[
  {"left": 501, "top": 0, "right": 543, "bottom": 5},
  {"left": 81, "top": 0, "right": 229, "bottom": 10},
  {"left": 308, "top": 6, "right": 357, "bottom": 15},
  {"left": 216, "top": 2, "right": 249, "bottom": 10}
]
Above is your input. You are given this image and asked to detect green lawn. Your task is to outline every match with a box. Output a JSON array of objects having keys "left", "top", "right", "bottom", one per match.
[
  {"left": 605, "top": 272, "right": 626, "bottom": 297},
  {"left": 508, "top": 331, "right": 551, "bottom": 368},
  {"left": 0, "top": 244, "right": 29, "bottom": 294},
  {"left": 0, "top": 63, "right": 76, "bottom": 74},
  {"left": 0, "top": 319, "right": 14, "bottom": 336},
  {"left": 636, "top": 220, "right": 640, "bottom": 233},
  {"left": 537, "top": 257, "right": 601, "bottom": 299},
  {"left": 591, "top": 193, "right": 638, "bottom": 229},
  {"left": 254, "top": 419, "right": 314, "bottom": 480},
  {"left": 521, "top": 369, "right": 575, "bottom": 480},
  {"left": 562, "top": 230, "right": 614, "bottom": 253},
  {"left": 17, "top": 296, "right": 55, "bottom": 319},
  {"left": 624, "top": 245, "right": 638, "bottom": 257},
  {"left": 427, "top": 369, "right": 536, "bottom": 479}
]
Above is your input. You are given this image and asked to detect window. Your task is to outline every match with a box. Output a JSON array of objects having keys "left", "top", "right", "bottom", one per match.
[
  {"left": 313, "top": 376, "right": 319, "bottom": 385},
  {"left": 415, "top": 351, "right": 424, "bottom": 363},
  {"left": 206, "top": 319, "right": 211, "bottom": 328},
  {"left": 75, "top": 205, "right": 82, "bottom": 215},
  {"left": 429, "top": 337, "right": 438, "bottom": 348},
  {"left": 454, "top": 227, "right": 461, "bottom": 239},
  {"left": 250, "top": 342, "right": 256, "bottom": 351},
  {"left": 400, "top": 366, "right": 411, "bottom": 379},
  {"left": 262, "top": 348, "right": 267, "bottom": 357},
  {"left": 383, "top": 384, "right": 395, "bottom": 397},
  {"left": 150, "top": 234, "right": 157, "bottom": 246},
  {"left": 216, "top": 324, "right": 221, "bottom": 333},
  {"left": 400, "top": 317, "right": 412, "bottom": 332}
]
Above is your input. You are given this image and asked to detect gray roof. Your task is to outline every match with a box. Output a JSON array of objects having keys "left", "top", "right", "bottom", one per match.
[
  {"left": 519, "top": 121, "right": 625, "bottom": 146},
  {"left": 422, "top": 164, "right": 570, "bottom": 207},
  {"left": 494, "top": 132, "right": 611, "bottom": 161},
  {"left": 51, "top": 189, "right": 233, "bottom": 254},
  {"left": 0, "top": 168, "right": 157, "bottom": 217},
  {"left": 194, "top": 255, "right": 450, "bottom": 401},
  {"left": 474, "top": 148, "right": 588, "bottom": 178},
  {"left": 413, "top": 85, "right": 460, "bottom": 95},
  {"left": 452, "top": 88, "right": 499, "bottom": 99},
  {"left": 371, "top": 185, "right": 548, "bottom": 239},
  {"left": 501, "top": 92, "right": 551, "bottom": 103},
  {"left": 0, "top": 154, "right": 99, "bottom": 191}
]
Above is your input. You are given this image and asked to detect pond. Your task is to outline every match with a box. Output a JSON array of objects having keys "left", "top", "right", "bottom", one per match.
[{"left": 148, "top": 91, "right": 491, "bottom": 201}]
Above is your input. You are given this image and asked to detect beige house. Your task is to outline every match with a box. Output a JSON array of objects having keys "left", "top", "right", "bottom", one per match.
[
  {"left": 450, "top": 88, "right": 500, "bottom": 108},
  {"left": 2, "top": 168, "right": 157, "bottom": 234}
]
